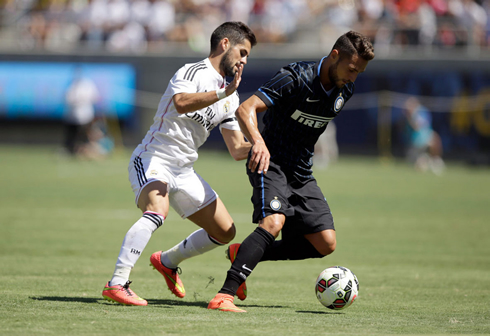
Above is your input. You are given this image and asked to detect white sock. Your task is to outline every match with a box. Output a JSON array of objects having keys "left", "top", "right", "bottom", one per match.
[
  {"left": 110, "top": 211, "right": 164, "bottom": 286},
  {"left": 160, "top": 229, "right": 224, "bottom": 269}
]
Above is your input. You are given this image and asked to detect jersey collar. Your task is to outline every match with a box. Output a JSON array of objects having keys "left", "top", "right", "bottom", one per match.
[
  {"left": 316, "top": 56, "right": 328, "bottom": 77},
  {"left": 205, "top": 57, "right": 226, "bottom": 88},
  {"left": 313, "top": 56, "right": 335, "bottom": 99}
]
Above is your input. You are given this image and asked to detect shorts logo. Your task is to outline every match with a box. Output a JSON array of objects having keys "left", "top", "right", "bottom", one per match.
[
  {"left": 270, "top": 197, "right": 281, "bottom": 211},
  {"left": 334, "top": 94, "right": 344, "bottom": 112},
  {"left": 150, "top": 170, "right": 158, "bottom": 176}
]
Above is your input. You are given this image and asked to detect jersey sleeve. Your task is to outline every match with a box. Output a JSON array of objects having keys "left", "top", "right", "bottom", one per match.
[
  {"left": 218, "top": 116, "right": 241, "bottom": 132},
  {"left": 254, "top": 64, "right": 300, "bottom": 108},
  {"left": 219, "top": 91, "right": 241, "bottom": 132},
  {"left": 167, "top": 66, "right": 198, "bottom": 96}
]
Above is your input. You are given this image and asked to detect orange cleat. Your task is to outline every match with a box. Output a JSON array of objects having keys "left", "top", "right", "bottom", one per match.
[
  {"left": 226, "top": 244, "right": 247, "bottom": 301},
  {"left": 150, "top": 251, "right": 185, "bottom": 298},
  {"left": 102, "top": 281, "right": 147, "bottom": 306},
  {"left": 207, "top": 293, "right": 246, "bottom": 313}
]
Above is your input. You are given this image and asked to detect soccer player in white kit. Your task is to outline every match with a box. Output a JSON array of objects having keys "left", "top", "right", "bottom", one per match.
[{"left": 102, "top": 22, "right": 257, "bottom": 306}]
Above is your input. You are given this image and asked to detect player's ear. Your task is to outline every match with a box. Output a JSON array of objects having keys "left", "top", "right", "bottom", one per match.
[
  {"left": 330, "top": 49, "right": 339, "bottom": 62},
  {"left": 220, "top": 38, "right": 230, "bottom": 51}
]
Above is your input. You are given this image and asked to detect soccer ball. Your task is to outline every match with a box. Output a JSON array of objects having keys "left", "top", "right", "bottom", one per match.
[{"left": 315, "top": 266, "right": 359, "bottom": 310}]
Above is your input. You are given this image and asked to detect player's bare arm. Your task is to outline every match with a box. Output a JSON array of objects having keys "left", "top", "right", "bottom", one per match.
[
  {"left": 221, "top": 128, "right": 252, "bottom": 161},
  {"left": 235, "top": 95, "right": 269, "bottom": 174},
  {"left": 173, "top": 64, "right": 244, "bottom": 114}
]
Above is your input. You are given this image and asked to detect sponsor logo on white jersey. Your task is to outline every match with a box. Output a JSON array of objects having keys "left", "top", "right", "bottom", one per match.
[{"left": 185, "top": 106, "right": 217, "bottom": 131}]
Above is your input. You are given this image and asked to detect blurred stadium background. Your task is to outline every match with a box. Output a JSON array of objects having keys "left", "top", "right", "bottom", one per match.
[
  {"left": 2, "top": 3, "right": 490, "bottom": 333},
  {"left": 1, "top": 0, "right": 490, "bottom": 165}
]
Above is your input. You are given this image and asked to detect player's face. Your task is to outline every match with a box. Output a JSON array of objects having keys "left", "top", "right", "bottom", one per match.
[
  {"left": 329, "top": 54, "right": 368, "bottom": 88},
  {"left": 220, "top": 40, "right": 252, "bottom": 77}
]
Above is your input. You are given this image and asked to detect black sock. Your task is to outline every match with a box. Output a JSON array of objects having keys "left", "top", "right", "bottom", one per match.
[
  {"left": 260, "top": 236, "right": 324, "bottom": 261},
  {"left": 219, "top": 226, "right": 275, "bottom": 296}
]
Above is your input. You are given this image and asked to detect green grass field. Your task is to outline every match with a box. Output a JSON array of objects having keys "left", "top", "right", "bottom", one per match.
[{"left": 1, "top": 145, "right": 489, "bottom": 335}]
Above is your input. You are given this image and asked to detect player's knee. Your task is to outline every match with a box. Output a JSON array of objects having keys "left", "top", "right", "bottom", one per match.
[
  {"left": 260, "top": 215, "right": 285, "bottom": 238},
  {"left": 213, "top": 222, "right": 236, "bottom": 244},
  {"left": 137, "top": 182, "right": 169, "bottom": 215},
  {"left": 316, "top": 239, "right": 336, "bottom": 257}
]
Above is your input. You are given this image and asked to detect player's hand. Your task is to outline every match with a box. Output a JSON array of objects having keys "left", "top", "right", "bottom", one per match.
[
  {"left": 249, "top": 141, "right": 270, "bottom": 174},
  {"left": 225, "top": 63, "right": 243, "bottom": 96}
]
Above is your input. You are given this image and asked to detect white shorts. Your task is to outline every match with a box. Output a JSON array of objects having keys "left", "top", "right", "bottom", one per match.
[{"left": 128, "top": 154, "right": 217, "bottom": 219}]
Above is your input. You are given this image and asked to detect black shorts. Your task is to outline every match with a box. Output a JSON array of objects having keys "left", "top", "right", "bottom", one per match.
[{"left": 247, "top": 160, "right": 335, "bottom": 236}]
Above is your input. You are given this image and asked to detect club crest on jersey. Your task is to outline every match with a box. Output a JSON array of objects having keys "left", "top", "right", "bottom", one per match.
[
  {"left": 334, "top": 93, "right": 344, "bottom": 112},
  {"left": 150, "top": 170, "right": 158, "bottom": 176},
  {"left": 223, "top": 100, "right": 230, "bottom": 114},
  {"left": 270, "top": 197, "right": 281, "bottom": 211}
]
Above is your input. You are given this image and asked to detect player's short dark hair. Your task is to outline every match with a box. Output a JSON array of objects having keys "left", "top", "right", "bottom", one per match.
[
  {"left": 332, "top": 31, "right": 375, "bottom": 61},
  {"left": 210, "top": 21, "right": 257, "bottom": 52}
]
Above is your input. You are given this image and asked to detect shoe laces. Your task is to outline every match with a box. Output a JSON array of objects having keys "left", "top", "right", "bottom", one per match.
[
  {"left": 219, "top": 294, "right": 234, "bottom": 303},
  {"left": 122, "top": 280, "right": 134, "bottom": 296},
  {"left": 173, "top": 267, "right": 182, "bottom": 275}
]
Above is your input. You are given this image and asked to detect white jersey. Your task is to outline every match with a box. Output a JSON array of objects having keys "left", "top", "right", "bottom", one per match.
[{"left": 133, "top": 58, "right": 241, "bottom": 168}]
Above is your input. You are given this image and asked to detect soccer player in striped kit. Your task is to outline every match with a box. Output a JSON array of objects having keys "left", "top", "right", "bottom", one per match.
[
  {"left": 102, "top": 22, "right": 256, "bottom": 306},
  {"left": 208, "top": 31, "right": 375, "bottom": 312}
]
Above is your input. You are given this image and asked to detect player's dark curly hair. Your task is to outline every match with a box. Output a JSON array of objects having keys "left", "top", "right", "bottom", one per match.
[
  {"left": 332, "top": 31, "right": 375, "bottom": 61},
  {"left": 210, "top": 21, "right": 257, "bottom": 52}
]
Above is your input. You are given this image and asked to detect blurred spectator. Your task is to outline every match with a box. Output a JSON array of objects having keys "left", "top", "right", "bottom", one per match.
[
  {"left": 403, "top": 97, "right": 445, "bottom": 175},
  {"left": 106, "top": 20, "right": 147, "bottom": 52},
  {"left": 146, "top": 0, "right": 176, "bottom": 43},
  {"left": 77, "top": 117, "right": 115, "bottom": 160},
  {"left": 44, "top": 0, "right": 83, "bottom": 51},
  {"left": 2, "top": 0, "right": 490, "bottom": 52},
  {"left": 418, "top": 1, "right": 437, "bottom": 46},
  {"left": 77, "top": 0, "right": 109, "bottom": 49},
  {"left": 64, "top": 68, "right": 100, "bottom": 156},
  {"left": 225, "top": 0, "right": 254, "bottom": 23},
  {"left": 314, "top": 121, "right": 339, "bottom": 170},
  {"left": 106, "top": 0, "right": 130, "bottom": 31}
]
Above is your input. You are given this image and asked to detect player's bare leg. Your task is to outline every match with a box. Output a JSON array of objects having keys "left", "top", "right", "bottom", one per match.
[
  {"left": 187, "top": 197, "right": 236, "bottom": 243},
  {"left": 104, "top": 181, "right": 169, "bottom": 305},
  {"left": 304, "top": 229, "right": 336, "bottom": 256},
  {"left": 156, "top": 198, "right": 236, "bottom": 298},
  {"left": 258, "top": 213, "right": 286, "bottom": 238},
  {"left": 137, "top": 181, "right": 170, "bottom": 215}
]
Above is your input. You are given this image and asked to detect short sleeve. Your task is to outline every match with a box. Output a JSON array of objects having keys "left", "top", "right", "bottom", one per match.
[
  {"left": 254, "top": 65, "right": 299, "bottom": 107},
  {"left": 219, "top": 116, "right": 241, "bottom": 132},
  {"left": 219, "top": 92, "right": 241, "bottom": 132},
  {"left": 168, "top": 66, "right": 198, "bottom": 96}
]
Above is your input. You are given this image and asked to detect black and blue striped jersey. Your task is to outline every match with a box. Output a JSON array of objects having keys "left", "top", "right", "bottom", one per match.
[{"left": 254, "top": 57, "right": 355, "bottom": 178}]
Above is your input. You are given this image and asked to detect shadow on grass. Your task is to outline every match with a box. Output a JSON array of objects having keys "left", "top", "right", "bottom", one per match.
[
  {"left": 31, "top": 296, "right": 100, "bottom": 304},
  {"left": 296, "top": 310, "right": 342, "bottom": 315},
  {"left": 121, "top": 300, "right": 286, "bottom": 310},
  {"left": 146, "top": 299, "right": 208, "bottom": 308},
  {"left": 31, "top": 296, "right": 208, "bottom": 308},
  {"left": 240, "top": 304, "right": 287, "bottom": 309},
  {"left": 31, "top": 296, "right": 288, "bottom": 310}
]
